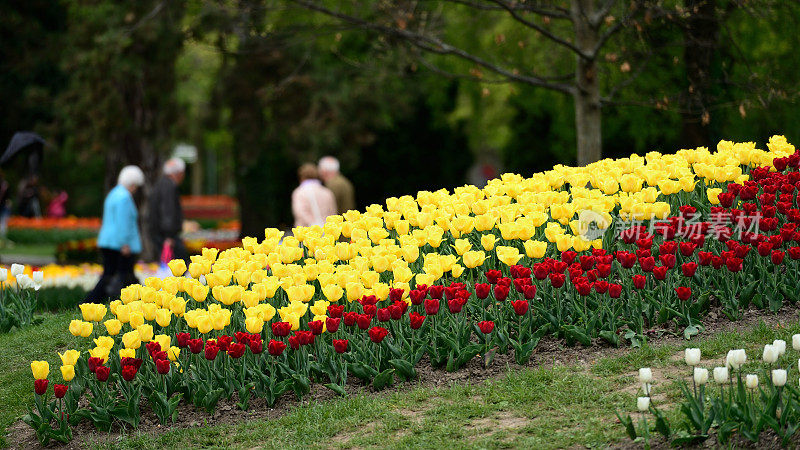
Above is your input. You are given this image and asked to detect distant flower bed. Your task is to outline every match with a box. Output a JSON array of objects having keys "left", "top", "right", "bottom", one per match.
[
  {"left": 23, "top": 136, "right": 800, "bottom": 445},
  {"left": 181, "top": 195, "right": 238, "bottom": 220},
  {"left": 8, "top": 216, "right": 100, "bottom": 230}
]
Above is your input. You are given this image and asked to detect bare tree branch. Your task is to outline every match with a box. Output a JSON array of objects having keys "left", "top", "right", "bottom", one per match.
[
  {"left": 485, "top": 0, "right": 590, "bottom": 58},
  {"left": 288, "top": 0, "right": 577, "bottom": 95},
  {"left": 432, "top": 0, "right": 573, "bottom": 20}
]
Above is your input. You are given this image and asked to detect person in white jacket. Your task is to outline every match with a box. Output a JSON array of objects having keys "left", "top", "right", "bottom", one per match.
[{"left": 291, "top": 163, "right": 337, "bottom": 227}]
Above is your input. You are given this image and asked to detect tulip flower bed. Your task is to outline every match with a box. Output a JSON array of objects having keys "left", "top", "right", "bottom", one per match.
[
  {"left": 23, "top": 136, "right": 800, "bottom": 444},
  {"left": 622, "top": 337, "right": 800, "bottom": 447}
]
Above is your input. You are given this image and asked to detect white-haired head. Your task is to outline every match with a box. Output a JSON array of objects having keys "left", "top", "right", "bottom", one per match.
[
  {"left": 117, "top": 165, "right": 145, "bottom": 190},
  {"left": 318, "top": 156, "right": 340, "bottom": 181},
  {"left": 163, "top": 157, "right": 186, "bottom": 175}
]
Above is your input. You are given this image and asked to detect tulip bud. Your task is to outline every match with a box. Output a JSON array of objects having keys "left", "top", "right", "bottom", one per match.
[
  {"left": 637, "top": 397, "right": 650, "bottom": 412},
  {"left": 773, "top": 339, "right": 787, "bottom": 356},
  {"left": 746, "top": 374, "right": 758, "bottom": 389},
  {"left": 772, "top": 369, "right": 787, "bottom": 387},
  {"left": 684, "top": 348, "right": 701, "bottom": 366},
  {"left": 713, "top": 367, "right": 729, "bottom": 384},
  {"left": 10, "top": 263, "right": 24, "bottom": 277},
  {"left": 763, "top": 345, "right": 779, "bottom": 364},
  {"left": 693, "top": 367, "right": 709, "bottom": 385},
  {"left": 638, "top": 368, "right": 653, "bottom": 384}
]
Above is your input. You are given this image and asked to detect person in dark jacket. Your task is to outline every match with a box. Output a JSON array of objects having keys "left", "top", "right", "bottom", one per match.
[{"left": 148, "top": 157, "right": 187, "bottom": 266}]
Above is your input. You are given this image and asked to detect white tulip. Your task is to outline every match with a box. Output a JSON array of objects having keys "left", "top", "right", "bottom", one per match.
[
  {"left": 773, "top": 340, "right": 787, "bottom": 356},
  {"left": 713, "top": 366, "right": 729, "bottom": 384},
  {"left": 638, "top": 368, "right": 653, "bottom": 384},
  {"left": 16, "top": 274, "right": 32, "bottom": 289},
  {"left": 641, "top": 383, "right": 652, "bottom": 396},
  {"left": 746, "top": 374, "right": 759, "bottom": 389},
  {"left": 685, "top": 348, "right": 701, "bottom": 366},
  {"left": 694, "top": 367, "right": 709, "bottom": 385},
  {"left": 772, "top": 369, "right": 787, "bottom": 387},
  {"left": 32, "top": 271, "right": 43, "bottom": 285},
  {"left": 0, "top": 268, "right": 7, "bottom": 282},
  {"left": 726, "top": 349, "right": 746, "bottom": 369},
  {"left": 763, "top": 345, "right": 779, "bottom": 364},
  {"left": 637, "top": 396, "right": 650, "bottom": 412},
  {"left": 10, "top": 263, "right": 24, "bottom": 277},
  {"left": 793, "top": 334, "right": 800, "bottom": 351}
]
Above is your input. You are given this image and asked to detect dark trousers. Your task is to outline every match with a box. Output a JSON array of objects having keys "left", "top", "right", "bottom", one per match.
[{"left": 84, "top": 248, "right": 139, "bottom": 303}]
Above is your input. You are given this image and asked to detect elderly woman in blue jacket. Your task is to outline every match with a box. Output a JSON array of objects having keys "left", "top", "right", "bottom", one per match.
[{"left": 85, "top": 166, "right": 145, "bottom": 303}]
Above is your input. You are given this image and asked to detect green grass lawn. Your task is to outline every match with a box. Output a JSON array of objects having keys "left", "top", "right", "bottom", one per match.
[
  {"left": 0, "top": 243, "right": 56, "bottom": 257},
  {"left": 0, "top": 311, "right": 79, "bottom": 448},
  {"left": 2, "top": 311, "right": 799, "bottom": 449}
]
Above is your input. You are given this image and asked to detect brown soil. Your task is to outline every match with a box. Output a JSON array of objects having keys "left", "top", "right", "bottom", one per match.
[{"left": 8, "top": 302, "right": 800, "bottom": 449}]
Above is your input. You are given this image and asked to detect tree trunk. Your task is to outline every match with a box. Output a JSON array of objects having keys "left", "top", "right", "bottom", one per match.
[
  {"left": 680, "top": 0, "right": 719, "bottom": 148},
  {"left": 572, "top": 0, "right": 603, "bottom": 166}
]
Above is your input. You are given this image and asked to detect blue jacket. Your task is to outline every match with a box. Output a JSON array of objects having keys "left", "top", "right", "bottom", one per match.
[{"left": 97, "top": 185, "right": 141, "bottom": 254}]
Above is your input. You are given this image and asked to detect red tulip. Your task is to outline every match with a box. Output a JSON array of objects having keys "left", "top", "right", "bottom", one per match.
[
  {"left": 368, "top": 326, "right": 389, "bottom": 343},
  {"left": 357, "top": 313, "right": 372, "bottom": 330},
  {"left": 333, "top": 339, "right": 349, "bottom": 354},
  {"left": 343, "top": 312, "right": 358, "bottom": 327},
  {"left": 409, "top": 289, "right": 426, "bottom": 305},
  {"left": 523, "top": 284, "right": 537, "bottom": 300},
  {"left": 326, "top": 317, "right": 341, "bottom": 333},
  {"left": 478, "top": 321, "right": 495, "bottom": 334},
  {"left": 363, "top": 304, "right": 377, "bottom": 317},
  {"left": 493, "top": 285, "right": 510, "bottom": 301},
  {"left": 268, "top": 339, "right": 287, "bottom": 356},
  {"left": 549, "top": 273, "right": 566, "bottom": 288},
  {"left": 54, "top": 383, "right": 68, "bottom": 399},
  {"left": 428, "top": 285, "right": 444, "bottom": 299},
  {"left": 121, "top": 364, "right": 138, "bottom": 381},
  {"left": 771, "top": 250, "right": 785, "bottom": 265},
  {"left": 389, "top": 288, "right": 405, "bottom": 302},
  {"left": 632, "top": 274, "right": 647, "bottom": 290},
  {"left": 227, "top": 342, "right": 246, "bottom": 359},
  {"left": 475, "top": 283, "right": 491, "bottom": 299},
  {"left": 447, "top": 299, "right": 464, "bottom": 314},
  {"left": 409, "top": 312, "right": 426, "bottom": 329},
  {"left": 188, "top": 338, "right": 204, "bottom": 354},
  {"left": 675, "top": 286, "right": 692, "bottom": 301},
  {"left": 95, "top": 366, "right": 110, "bottom": 382},
  {"left": 511, "top": 300, "right": 529, "bottom": 316},
  {"left": 485, "top": 270, "right": 502, "bottom": 284},
  {"left": 389, "top": 304, "right": 403, "bottom": 320},
  {"left": 376, "top": 308, "right": 391, "bottom": 322},
  {"left": 176, "top": 332, "right": 191, "bottom": 348},
  {"left": 156, "top": 359, "right": 171, "bottom": 374},
  {"left": 34, "top": 379, "right": 48, "bottom": 395},
  {"left": 205, "top": 344, "right": 220, "bottom": 361},
  {"left": 327, "top": 304, "right": 345, "bottom": 318},
  {"left": 608, "top": 283, "right": 622, "bottom": 298},
  {"left": 424, "top": 298, "right": 440, "bottom": 315},
  {"left": 309, "top": 320, "right": 325, "bottom": 335},
  {"left": 271, "top": 321, "right": 292, "bottom": 337},
  {"left": 249, "top": 338, "right": 263, "bottom": 354},
  {"left": 288, "top": 335, "right": 300, "bottom": 350},
  {"left": 217, "top": 335, "right": 232, "bottom": 351},
  {"left": 681, "top": 262, "right": 697, "bottom": 277}
]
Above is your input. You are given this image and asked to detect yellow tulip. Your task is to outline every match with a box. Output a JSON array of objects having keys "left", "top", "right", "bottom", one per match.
[
  {"left": 451, "top": 264, "right": 465, "bottom": 278},
  {"left": 191, "top": 284, "right": 209, "bottom": 302},
  {"left": 523, "top": 240, "right": 548, "bottom": 259},
  {"left": 79, "top": 321, "right": 93, "bottom": 338},
  {"left": 170, "top": 297, "right": 187, "bottom": 317},
  {"left": 245, "top": 316, "right": 264, "bottom": 334},
  {"left": 31, "top": 361, "right": 49, "bottom": 380},
  {"left": 88, "top": 347, "right": 110, "bottom": 363},
  {"left": 129, "top": 311, "right": 144, "bottom": 329},
  {"left": 144, "top": 276, "right": 162, "bottom": 290},
  {"left": 454, "top": 239, "right": 471, "bottom": 256},
  {"left": 104, "top": 319, "right": 122, "bottom": 336},
  {"left": 155, "top": 308, "right": 172, "bottom": 327},
  {"left": 196, "top": 314, "right": 213, "bottom": 334},
  {"left": 122, "top": 330, "right": 141, "bottom": 349},
  {"left": 707, "top": 187, "right": 722, "bottom": 205},
  {"left": 94, "top": 336, "right": 115, "bottom": 350},
  {"left": 495, "top": 246, "right": 523, "bottom": 266},
  {"left": 59, "top": 349, "right": 80, "bottom": 367},
  {"left": 310, "top": 300, "right": 330, "bottom": 317},
  {"left": 142, "top": 302, "right": 158, "bottom": 321},
  {"left": 168, "top": 259, "right": 187, "bottom": 277},
  {"left": 60, "top": 364, "right": 75, "bottom": 382},
  {"left": 154, "top": 334, "right": 171, "bottom": 352},
  {"left": 322, "top": 284, "right": 344, "bottom": 302},
  {"left": 137, "top": 324, "right": 154, "bottom": 342},
  {"left": 69, "top": 319, "right": 84, "bottom": 337},
  {"left": 481, "top": 234, "right": 496, "bottom": 251},
  {"left": 168, "top": 346, "right": 180, "bottom": 362},
  {"left": 115, "top": 304, "right": 131, "bottom": 323},
  {"left": 462, "top": 250, "right": 486, "bottom": 269},
  {"left": 119, "top": 348, "right": 136, "bottom": 359}
]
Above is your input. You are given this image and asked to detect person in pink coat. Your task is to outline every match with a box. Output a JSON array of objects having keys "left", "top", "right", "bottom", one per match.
[{"left": 291, "top": 163, "right": 337, "bottom": 227}]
